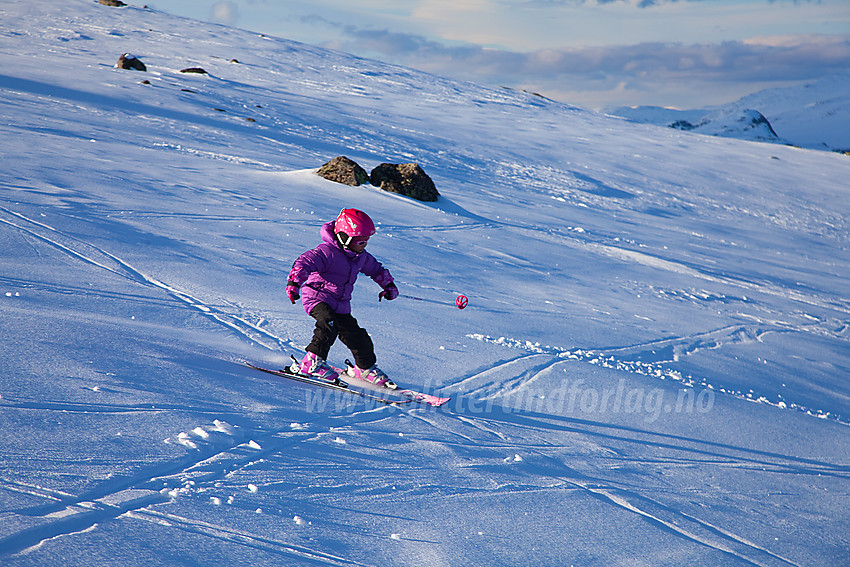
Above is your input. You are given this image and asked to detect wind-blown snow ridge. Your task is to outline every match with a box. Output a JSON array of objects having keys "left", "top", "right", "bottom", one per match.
[{"left": 465, "top": 332, "right": 846, "bottom": 425}]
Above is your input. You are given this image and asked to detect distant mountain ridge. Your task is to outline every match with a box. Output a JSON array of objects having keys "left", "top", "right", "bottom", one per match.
[{"left": 608, "top": 74, "right": 850, "bottom": 153}]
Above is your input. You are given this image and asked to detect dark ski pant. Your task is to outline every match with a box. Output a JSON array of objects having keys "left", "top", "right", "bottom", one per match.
[{"left": 306, "top": 303, "right": 376, "bottom": 369}]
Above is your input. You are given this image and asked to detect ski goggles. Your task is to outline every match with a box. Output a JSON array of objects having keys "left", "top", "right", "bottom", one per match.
[{"left": 339, "top": 233, "right": 370, "bottom": 248}]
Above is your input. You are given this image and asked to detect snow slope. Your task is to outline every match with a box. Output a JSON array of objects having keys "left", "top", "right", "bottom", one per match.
[
  {"left": 1, "top": 1, "right": 849, "bottom": 565},
  {"left": 609, "top": 73, "right": 850, "bottom": 152}
]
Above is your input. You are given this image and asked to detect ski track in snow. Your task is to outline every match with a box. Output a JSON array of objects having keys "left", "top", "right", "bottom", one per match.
[
  {"left": 0, "top": 416, "right": 372, "bottom": 563},
  {"left": 292, "top": 392, "right": 845, "bottom": 566},
  {"left": 2, "top": 343, "right": 844, "bottom": 565},
  {"left": 391, "top": 407, "right": 841, "bottom": 567},
  {"left": 126, "top": 508, "right": 368, "bottom": 566},
  {"left": 562, "top": 477, "right": 800, "bottom": 567},
  {"left": 0, "top": 205, "right": 293, "bottom": 353},
  {"left": 0, "top": 490, "right": 170, "bottom": 557},
  {"left": 463, "top": 328, "right": 849, "bottom": 425},
  {"left": 589, "top": 241, "right": 850, "bottom": 316},
  {"left": 0, "top": 201, "right": 845, "bottom": 564},
  {"left": 481, "top": 441, "right": 807, "bottom": 567},
  {"left": 320, "top": 403, "right": 837, "bottom": 567},
  {"left": 2, "top": 200, "right": 845, "bottom": 425}
]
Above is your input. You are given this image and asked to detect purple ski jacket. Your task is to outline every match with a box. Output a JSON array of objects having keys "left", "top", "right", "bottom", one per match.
[{"left": 287, "top": 221, "right": 394, "bottom": 315}]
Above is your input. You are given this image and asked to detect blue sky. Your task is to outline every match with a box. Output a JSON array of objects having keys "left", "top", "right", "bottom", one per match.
[{"left": 153, "top": 0, "right": 849, "bottom": 110}]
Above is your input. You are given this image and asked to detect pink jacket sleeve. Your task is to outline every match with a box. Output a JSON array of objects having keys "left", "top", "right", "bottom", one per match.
[
  {"left": 287, "top": 248, "right": 324, "bottom": 286},
  {"left": 361, "top": 253, "right": 394, "bottom": 288}
]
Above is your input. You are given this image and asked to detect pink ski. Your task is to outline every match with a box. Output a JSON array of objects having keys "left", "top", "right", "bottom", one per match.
[
  {"left": 335, "top": 360, "right": 451, "bottom": 407},
  {"left": 396, "top": 389, "right": 451, "bottom": 407}
]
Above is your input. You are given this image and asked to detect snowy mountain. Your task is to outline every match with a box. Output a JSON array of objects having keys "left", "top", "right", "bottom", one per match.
[
  {"left": 610, "top": 73, "right": 850, "bottom": 152},
  {"left": 678, "top": 108, "right": 783, "bottom": 140},
  {"left": 1, "top": 1, "right": 849, "bottom": 566}
]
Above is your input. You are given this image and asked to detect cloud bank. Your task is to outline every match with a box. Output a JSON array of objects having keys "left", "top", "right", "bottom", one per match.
[{"left": 320, "top": 24, "right": 850, "bottom": 108}]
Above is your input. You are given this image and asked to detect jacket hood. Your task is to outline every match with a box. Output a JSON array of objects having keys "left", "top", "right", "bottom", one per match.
[
  {"left": 320, "top": 221, "right": 336, "bottom": 245},
  {"left": 320, "top": 220, "right": 357, "bottom": 258}
]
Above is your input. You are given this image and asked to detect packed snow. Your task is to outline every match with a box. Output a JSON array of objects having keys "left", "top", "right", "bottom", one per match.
[{"left": 1, "top": 1, "right": 849, "bottom": 565}]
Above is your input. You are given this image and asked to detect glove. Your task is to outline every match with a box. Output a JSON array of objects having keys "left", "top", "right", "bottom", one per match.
[
  {"left": 378, "top": 282, "right": 398, "bottom": 301},
  {"left": 286, "top": 282, "right": 300, "bottom": 304}
]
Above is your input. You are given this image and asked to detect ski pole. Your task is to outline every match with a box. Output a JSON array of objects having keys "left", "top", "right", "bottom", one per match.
[{"left": 395, "top": 293, "right": 468, "bottom": 310}]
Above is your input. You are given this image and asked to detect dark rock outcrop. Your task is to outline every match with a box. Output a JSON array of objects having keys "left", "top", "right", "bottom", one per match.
[
  {"left": 116, "top": 53, "right": 146, "bottom": 71},
  {"left": 669, "top": 120, "right": 695, "bottom": 131},
  {"left": 370, "top": 163, "right": 439, "bottom": 202},
  {"left": 317, "top": 156, "right": 369, "bottom": 186}
]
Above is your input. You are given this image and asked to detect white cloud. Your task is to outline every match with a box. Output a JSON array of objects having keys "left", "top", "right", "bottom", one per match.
[
  {"left": 156, "top": 0, "right": 850, "bottom": 108},
  {"left": 321, "top": 23, "right": 850, "bottom": 108},
  {"left": 210, "top": 1, "right": 240, "bottom": 26}
]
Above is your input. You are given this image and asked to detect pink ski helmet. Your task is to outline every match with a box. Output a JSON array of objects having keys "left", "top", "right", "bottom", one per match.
[{"left": 334, "top": 208, "right": 376, "bottom": 247}]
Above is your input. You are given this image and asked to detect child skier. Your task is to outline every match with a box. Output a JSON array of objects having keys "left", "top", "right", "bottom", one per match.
[{"left": 286, "top": 208, "right": 399, "bottom": 388}]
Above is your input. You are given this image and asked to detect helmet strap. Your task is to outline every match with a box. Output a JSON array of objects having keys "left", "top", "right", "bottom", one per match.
[{"left": 336, "top": 232, "right": 353, "bottom": 248}]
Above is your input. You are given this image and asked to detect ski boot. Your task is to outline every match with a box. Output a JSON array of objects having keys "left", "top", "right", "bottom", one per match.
[
  {"left": 345, "top": 362, "right": 397, "bottom": 390},
  {"left": 297, "top": 352, "right": 341, "bottom": 385}
]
